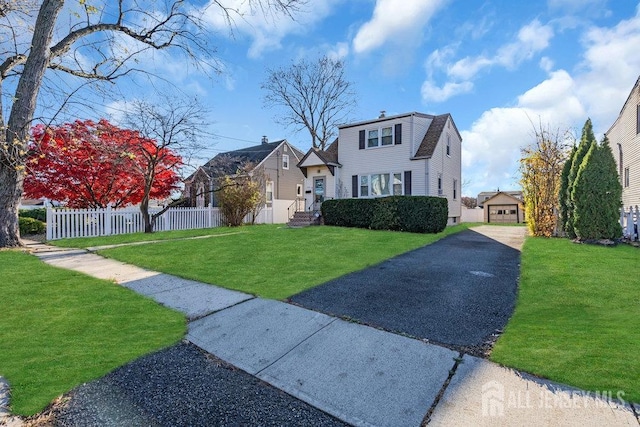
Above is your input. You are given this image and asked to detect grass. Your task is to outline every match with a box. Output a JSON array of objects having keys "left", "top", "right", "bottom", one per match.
[
  {"left": 491, "top": 237, "right": 640, "bottom": 403},
  {"left": 0, "top": 250, "right": 186, "bottom": 416},
  {"left": 84, "top": 224, "right": 474, "bottom": 300}
]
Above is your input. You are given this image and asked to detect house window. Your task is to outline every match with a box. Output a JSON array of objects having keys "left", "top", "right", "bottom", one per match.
[
  {"left": 368, "top": 129, "right": 379, "bottom": 148},
  {"left": 360, "top": 176, "right": 369, "bottom": 197},
  {"left": 393, "top": 173, "right": 402, "bottom": 195},
  {"left": 637, "top": 105, "right": 640, "bottom": 134},
  {"left": 358, "top": 172, "right": 404, "bottom": 197},
  {"left": 453, "top": 179, "right": 457, "bottom": 200},
  {"left": 296, "top": 184, "right": 303, "bottom": 197},
  {"left": 282, "top": 154, "right": 289, "bottom": 170},
  {"left": 446, "top": 134, "right": 451, "bottom": 156},
  {"left": 438, "top": 174, "right": 443, "bottom": 196},
  {"left": 366, "top": 126, "right": 394, "bottom": 148},
  {"left": 266, "top": 181, "right": 273, "bottom": 202},
  {"left": 381, "top": 127, "right": 393, "bottom": 146},
  {"left": 624, "top": 167, "right": 630, "bottom": 188}
]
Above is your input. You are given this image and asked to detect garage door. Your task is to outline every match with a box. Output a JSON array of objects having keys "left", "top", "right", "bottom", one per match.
[{"left": 489, "top": 204, "right": 518, "bottom": 223}]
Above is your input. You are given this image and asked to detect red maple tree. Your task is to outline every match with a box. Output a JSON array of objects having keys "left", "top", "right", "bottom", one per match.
[{"left": 24, "top": 119, "right": 181, "bottom": 209}]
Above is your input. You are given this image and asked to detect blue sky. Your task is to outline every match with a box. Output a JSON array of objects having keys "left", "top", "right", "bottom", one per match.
[{"left": 47, "top": 0, "right": 640, "bottom": 196}]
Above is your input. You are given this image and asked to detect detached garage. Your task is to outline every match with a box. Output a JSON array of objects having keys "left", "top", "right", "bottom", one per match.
[{"left": 483, "top": 192, "right": 525, "bottom": 224}]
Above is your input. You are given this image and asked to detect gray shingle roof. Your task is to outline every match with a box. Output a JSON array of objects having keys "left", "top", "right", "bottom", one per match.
[
  {"left": 414, "top": 114, "right": 450, "bottom": 159},
  {"left": 202, "top": 140, "right": 285, "bottom": 177}
]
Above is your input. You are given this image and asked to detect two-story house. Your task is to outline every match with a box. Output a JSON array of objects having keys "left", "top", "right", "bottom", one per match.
[
  {"left": 185, "top": 137, "right": 306, "bottom": 218},
  {"left": 297, "top": 112, "right": 462, "bottom": 224},
  {"left": 606, "top": 75, "right": 640, "bottom": 209}
]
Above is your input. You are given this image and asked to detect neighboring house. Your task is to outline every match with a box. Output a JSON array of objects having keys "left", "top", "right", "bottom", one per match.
[
  {"left": 605, "top": 75, "right": 640, "bottom": 208},
  {"left": 482, "top": 191, "right": 525, "bottom": 224},
  {"left": 297, "top": 112, "right": 462, "bottom": 224},
  {"left": 184, "top": 137, "right": 306, "bottom": 211},
  {"left": 477, "top": 190, "right": 523, "bottom": 208}
]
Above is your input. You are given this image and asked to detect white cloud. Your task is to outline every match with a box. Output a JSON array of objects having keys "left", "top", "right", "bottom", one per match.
[
  {"left": 539, "top": 56, "right": 554, "bottom": 72},
  {"left": 327, "top": 42, "right": 350, "bottom": 61},
  {"left": 461, "top": 70, "right": 586, "bottom": 196},
  {"left": 495, "top": 20, "right": 554, "bottom": 68},
  {"left": 422, "top": 19, "right": 554, "bottom": 104},
  {"left": 461, "top": 7, "right": 640, "bottom": 195},
  {"left": 352, "top": 0, "right": 448, "bottom": 54},
  {"left": 200, "top": 0, "right": 340, "bottom": 58},
  {"left": 421, "top": 80, "right": 473, "bottom": 103}
]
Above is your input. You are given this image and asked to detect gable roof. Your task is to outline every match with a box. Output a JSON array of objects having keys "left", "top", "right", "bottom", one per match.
[
  {"left": 202, "top": 140, "right": 285, "bottom": 176},
  {"left": 483, "top": 191, "right": 524, "bottom": 205},
  {"left": 413, "top": 113, "right": 461, "bottom": 159},
  {"left": 606, "top": 74, "right": 640, "bottom": 135},
  {"left": 297, "top": 139, "right": 341, "bottom": 177}
]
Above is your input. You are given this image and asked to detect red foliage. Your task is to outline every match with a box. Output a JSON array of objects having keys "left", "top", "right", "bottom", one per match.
[{"left": 24, "top": 119, "right": 182, "bottom": 208}]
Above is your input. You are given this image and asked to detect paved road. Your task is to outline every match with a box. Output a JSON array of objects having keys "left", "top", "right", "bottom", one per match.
[{"left": 289, "top": 227, "right": 522, "bottom": 350}]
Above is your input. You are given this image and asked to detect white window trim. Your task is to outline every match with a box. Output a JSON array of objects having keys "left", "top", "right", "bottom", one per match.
[
  {"left": 446, "top": 134, "right": 451, "bottom": 157},
  {"left": 266, "top": 181, "right": 274, "bottom": 203},
  {"left": 358, "top": 172, "right": 404, "bottom": 197},
  {"left": 366, "top": 125, "right": 395, "bottom": 149},
  {"left": 282, "top": 154, "right": 289, "bottom": 170},
  {"left": 296, "top": 183, "right": 303, "bottom": 197}
]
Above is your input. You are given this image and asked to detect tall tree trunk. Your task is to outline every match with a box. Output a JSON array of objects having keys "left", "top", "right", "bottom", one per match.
[
  {"left": 0, "top": 167, "right": 22, "bottom": 247},
  {"left": 0, "top": 0, "right": 64, "bottom": 248}
]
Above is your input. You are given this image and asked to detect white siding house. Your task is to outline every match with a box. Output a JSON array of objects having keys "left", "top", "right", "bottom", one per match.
[
  {"left": 606, "top": 75, "right": 640, "bottom": 209},
  {"left": 297, "top": 112, "right": 462, "bottom": 224}
]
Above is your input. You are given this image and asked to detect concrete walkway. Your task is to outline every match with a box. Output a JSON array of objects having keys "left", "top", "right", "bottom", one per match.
[{"left": 19, "top": 228, "right": 640, "bottom": 426}]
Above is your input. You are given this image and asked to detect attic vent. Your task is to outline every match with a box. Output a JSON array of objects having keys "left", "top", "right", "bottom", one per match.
[
  {"left": 379, "top": 110, "right": 386, "bottom": 118},
  {"left": 261, "top": 135, "right": 268, "bottom": 144}
]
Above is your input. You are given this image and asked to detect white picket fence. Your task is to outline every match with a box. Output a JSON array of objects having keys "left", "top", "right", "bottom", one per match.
[
  {"left": 46, "top": 205, "right": 273, "bottom": 240},
  {"left": 621, "top": 206, "right": 639, "bottom": 240}
]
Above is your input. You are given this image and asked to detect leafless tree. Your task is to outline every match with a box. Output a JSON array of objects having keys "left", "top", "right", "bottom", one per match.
[
  {"left": 0, "top": 0, "right": 304, "bottom": 247},
  {"left": 262, "top": 55, "right": 357, "bottom": 151},
  {"left": 122, "top": 97, "right": 210, "bottom": 233}
]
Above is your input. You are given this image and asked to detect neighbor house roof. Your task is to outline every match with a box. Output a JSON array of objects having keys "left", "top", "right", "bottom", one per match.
[{"left": 201, "top": 140, "right": 285, "bottom": 177}]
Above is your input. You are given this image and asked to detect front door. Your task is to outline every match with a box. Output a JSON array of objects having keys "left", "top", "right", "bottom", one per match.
[{"left": 313, "top": 177, "right": 325, "bottom": 211}]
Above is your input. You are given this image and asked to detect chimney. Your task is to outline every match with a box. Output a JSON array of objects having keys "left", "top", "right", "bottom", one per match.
[
  {"left": 261, "top": 135, "right": 268, "bottom": 144},
  {"left": 379, "top": 110, "right": 386, "bottom": 118}
]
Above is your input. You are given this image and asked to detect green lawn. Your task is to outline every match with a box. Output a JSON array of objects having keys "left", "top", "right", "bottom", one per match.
[
  {"left": 0, "top": 250, "right": 185, "bottom": 416},
  {"left": 51, "top": 226, "right": 240, "bottom": 248},
  {"left": 91, "top": 224, "right": 472, "bottom": 300},
  {"left": 491, "top": 237, "right": 639, "bottom": 403}
]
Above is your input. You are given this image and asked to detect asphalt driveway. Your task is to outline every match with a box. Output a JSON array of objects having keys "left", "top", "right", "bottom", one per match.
[{"left": 289, "top": 226, "right": 526, "bottom": 351}]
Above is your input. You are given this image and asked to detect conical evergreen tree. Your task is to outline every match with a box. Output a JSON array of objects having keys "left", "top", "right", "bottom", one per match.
[
  {"left": 566, "top": 119, "right": 596, "bottom": 237},
  {"left": 559, "top": 145, "right": 576, "bottom": 235},
  {"left": 572, "top": 136, "right": 622, "bottom": 240}
]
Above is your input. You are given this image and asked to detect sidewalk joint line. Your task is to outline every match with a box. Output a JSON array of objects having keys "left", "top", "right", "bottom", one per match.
[
  {"left": 420, "top": 351, "right": 464, "bottom": 426},
  {"left": 254, "top": 316, "right": 339, "bottom": 376}
]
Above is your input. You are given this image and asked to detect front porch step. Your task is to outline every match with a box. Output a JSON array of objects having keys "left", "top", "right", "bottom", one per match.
[{"left": 287, "top": 211, "right": 322, "bottom": 228}]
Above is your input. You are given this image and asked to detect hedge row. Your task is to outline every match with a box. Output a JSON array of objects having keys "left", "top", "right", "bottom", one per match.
[
  {"left": 19, "top": 208, "right": 47, "bottom": 222},
  {"left": 321, "top": 196, "right": 448, "bottom": 233},
  {"left": 19, "top": 217, "right": 46, "bottom": 235}
]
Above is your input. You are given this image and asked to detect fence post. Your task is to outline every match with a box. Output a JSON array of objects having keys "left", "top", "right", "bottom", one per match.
[
  {"left": 105, "top": 204, "right": 112, "bottom": 236},
  {"left": 46, "top": 201, "right": 52, "bottom": 241}
]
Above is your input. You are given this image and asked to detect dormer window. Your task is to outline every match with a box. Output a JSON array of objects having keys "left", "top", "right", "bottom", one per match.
[{"left": 360, "top": 124, "right": 401, "bottom": 149}]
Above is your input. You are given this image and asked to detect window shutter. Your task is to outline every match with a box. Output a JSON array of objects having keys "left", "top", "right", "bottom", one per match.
[
  {"left": 404, "top": 171, "right": 412, "bottom": 195},
  {"left": 395, "top": 124, "right": 402, "bottom": 145},
  {"left": 352, "top": 175, "right": 358, "bottom": 197},
  {"left": 359, "top": 130, "right": 365, "bottom": 149}
]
